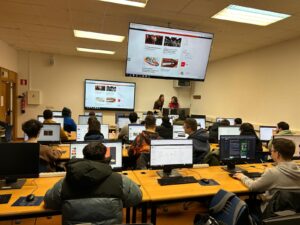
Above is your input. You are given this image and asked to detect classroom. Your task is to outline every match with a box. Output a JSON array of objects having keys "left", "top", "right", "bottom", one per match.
[{"left": 1, "top": 0, "right": 300, "bottom": 225}]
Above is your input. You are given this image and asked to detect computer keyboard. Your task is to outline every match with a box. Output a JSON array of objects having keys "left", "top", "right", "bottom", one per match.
[
  {"left": 39, "top": 171, "right": 66, "bottom": 178},
  {"left": 0, "top": 194, "right": 11, "bottom": 204},
  {"left": 158, "top": 176, "right": 198, "bottom": 186},
  {"left": 243, "top": 172, "right": 262, "bottom": 178}
]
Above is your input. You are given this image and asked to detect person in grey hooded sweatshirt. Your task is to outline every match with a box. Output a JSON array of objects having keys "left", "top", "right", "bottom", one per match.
[
  {"left": 44, "top": 142, "right": 142, "bottom": 225},
  {"left": 234, "top": 138, "right": 300, "bottom": 213},
  {"left": 184, "top": 118, "right": 210, "bottom": 163}
]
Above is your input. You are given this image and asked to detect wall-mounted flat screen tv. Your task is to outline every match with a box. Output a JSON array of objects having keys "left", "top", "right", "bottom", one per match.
[
  {"left": 126, "top": 23, "right": 213, "bottom": 81},
  {"left": 84, "top": 79, "right": 135, "bottom": 111}
]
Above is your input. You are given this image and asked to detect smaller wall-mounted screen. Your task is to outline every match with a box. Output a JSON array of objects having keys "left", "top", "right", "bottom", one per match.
[{"left": 84, "top": 79, "right": 136, "bottom": 111}]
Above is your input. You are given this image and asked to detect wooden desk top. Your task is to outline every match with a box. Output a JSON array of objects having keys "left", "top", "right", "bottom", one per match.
[
  {"left": 133, "top": 164, "right": 272, "bottom": 202},
  {"left": 0, "top": 177, "right": 61, "bottom": 219},
  {"left": 0, "top": 171, "right": 149, "bottom": 219},
  {"left": 119, "top": 171, "right": 150, "bottom": 202}
]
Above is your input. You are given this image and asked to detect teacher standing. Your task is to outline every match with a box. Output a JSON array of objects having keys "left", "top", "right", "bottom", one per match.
[{"left": 153, "top": 94, "right": 164, "bottom": 111}]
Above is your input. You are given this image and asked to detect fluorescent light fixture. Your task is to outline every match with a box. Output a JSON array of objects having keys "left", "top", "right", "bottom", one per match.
[
  {"left": 74, "top": 30, "right": 125, "bottom": 42},
  {"left": 76, "top": 47, "right": 115, "bottom": 55},
  {"left": 212, "top": 4, "right": 290, "bottom": 26},
  {"left": 99, "top": 0, "right": 148, "bottom": 8}
]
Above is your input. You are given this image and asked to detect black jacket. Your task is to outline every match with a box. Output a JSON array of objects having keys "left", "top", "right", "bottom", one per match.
[
  {"left": 188, "top": 129, "right": 210, "bottom": 164},
  {"left": 156, "top": 122, "right": 173, "bottom": 139},
  {"left": 44, "top": 159, "right": 142, "bottom": 225}
]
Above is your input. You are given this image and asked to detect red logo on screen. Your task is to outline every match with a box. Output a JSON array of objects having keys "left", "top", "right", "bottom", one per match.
[
  {"left": 181, "top": 62, "right": 186, "bottom": 67},
  {"left": 118, "top": 99, "right": 120, "bottom": 102}
]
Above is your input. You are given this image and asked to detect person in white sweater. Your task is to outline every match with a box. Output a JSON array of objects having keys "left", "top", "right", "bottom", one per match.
[{"left": 234, "top": 138, "right": 300, "bottom": 212}]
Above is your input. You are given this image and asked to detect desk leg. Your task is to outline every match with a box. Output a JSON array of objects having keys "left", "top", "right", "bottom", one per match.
[
  {"left": 151, "top": 204, "right": 157, "bottom": 225},
  {"left": 132, "top": 206, "right": 137, "bottom": 223},
  {"left": 141, "top": 203, "right": 148, "bottom": 223},
  {"left": 126, "top": 207, "right": 130, "bottom": 223}
]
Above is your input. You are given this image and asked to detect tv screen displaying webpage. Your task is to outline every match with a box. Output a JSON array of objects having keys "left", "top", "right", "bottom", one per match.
[
  {"left": 126, "top": 23, "right": 213, "bottom": 81},
  {"left": 84, "top": 79, "right": 136, "bottom": 111}
]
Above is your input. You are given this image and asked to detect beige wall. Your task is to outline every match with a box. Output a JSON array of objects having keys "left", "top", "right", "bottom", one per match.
[
  {"left": 17, "top": 51, "right": 192, "bottom": 137},
  {"left": 0, "top": 40, "right": 18, "bottom": 72},
  {"left": 191, "top": 37, "right": 300, "bottom": 130}
]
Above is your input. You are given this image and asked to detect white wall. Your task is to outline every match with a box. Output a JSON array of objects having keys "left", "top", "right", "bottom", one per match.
[
  {"left": 191, "top": 37, "right": 300, "bottom": 130},
  {"left": 17, "top": 51, "right": 192, "bottom": 137},
  {"left": 0, "top": 40, "right": 18, "bottom": 72}
]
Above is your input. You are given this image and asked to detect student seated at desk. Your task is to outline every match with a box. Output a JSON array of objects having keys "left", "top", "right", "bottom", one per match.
[
  {"left": 208, "top": 119, "right": 230, "bottom": 144},
  {"left": 234, "top": 117, "right": 242, "bottom": 125},
  {"left": 62, "top": 107, "right": 77, "bottom": 132},
  {"left": 44, "top": 142, "right": 142, "bottom": 225},
  {"left": 156, "top": 116, "right": 173, "bottom": 139},
  {"left": 128, "top": 115, "right": 160, "bottom": 168},
  {"left": 118, "top": 112, "right": 138, "bottom": 141},
  {"left": 84, "top": 116, "right": 104, "bottom": 141},
  {"left": 22, "top": 119, "right": 62, "bottom": 172},
  {"left": 268, "top": 121, "right": 293, "bottom": 150},
  {"left": 184, "top": 118, "right": 210, "bottom": 164},
  {"left": 173, "top": 109, "right": 186, "bottom": 125},
  {"left": 233, "top": 138, "right": 300, "bottom": 221},
  {"left": 43, "top": 109, "right": 68, "bottom": 142},
  {"left": 240, "top": 123, "right": 264, "bottom": 162}
]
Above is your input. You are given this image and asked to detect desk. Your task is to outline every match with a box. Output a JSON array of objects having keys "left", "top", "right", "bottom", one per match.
[
  {"left": 0, "top": 172, "right": 149, "bottom": 223},
  {"left": 0, "top": 177, "right": 62, "bottom": 221},
  {"left": 133, "top": 164, "right": 272, "bottom": 224}
]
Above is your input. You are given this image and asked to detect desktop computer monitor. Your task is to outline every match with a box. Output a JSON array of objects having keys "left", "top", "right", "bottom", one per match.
[
  {"left": 37, "top": 115, "right": 64, "bottom": 128},
  {"left": 76, "top": 124, "right": 109, "bottom": 141},
  {"left": 191, "top": 115, "right": 206, "bottom": 129},
  {"left": 38, "top": 123, "right": 61, "bottom": 143},
  {"left": 52, "top": 111, "right": 62, "bottom": 116},
  {"left": 117, "top": 116, "right": 130, "bottom": 130},
  {"left": 156, "top": 117, "right": 162, "bottom": 126},
  {"left": 219, "top": 135, "right": 256, "bottom": 173},
  {"left": 172, "top": 125, "right": 188, "bottom": 139},
  {"left": 78, "top": 115, "right": 103, "bottom": 125},
  {"left": 216, "top": 117, "right": 235, "bottom": 126},
  {"left": 150, "top": 139, "right": 193, "bottom": 177},
  {"left": 76, "top": 125, "right": 88, "bottom": 141},
  {"left": 0, "top": 143, "right": 39, "bottom": 189},
  {"left": 102, "top": 141, "right": 122, "bottom": 170},
  {"left": 24, "top": 124, "right": 61, "bottom": 143},
  {"left": 70, "top": 141, "right": 122, "bottom": 169},
  {"left": 273, "top": 135, "right": 300, "bottom": 158},
  {"left": 128, "top": 124, "right": 145, "bottom": 141},
  {"left": 218, "top": 126, "right": 240, "bottom": 141},
  {"left": 260, "top": 126, "right": 276, "bottom": 142}
]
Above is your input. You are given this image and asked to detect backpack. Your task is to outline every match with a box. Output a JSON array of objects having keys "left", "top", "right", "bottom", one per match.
[{"left": 194, "top": 189, "right": 254, "bottom": 225}]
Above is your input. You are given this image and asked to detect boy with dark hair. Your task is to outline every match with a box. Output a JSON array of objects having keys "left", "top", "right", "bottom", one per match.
[
  {"left": 62, "top": 107, "right": 77, "bottom": 132},
  {"left": 234, "top": 138, "right": 300, "bottom": 214},
  {"left": 128, "top": 115, "right": 160, "bottom": 167},
  {"left": 43, "top": 109, "right": 68, "bottom": 141},
  {"left": 268, "top": 121, "right": 293, "bottom": 149},
  {"left": 118, "top": 112, "right": 138, "bottom": 140},
  {"left": 44, "top": 142, "right": 142, "bottom": 225},
  {"left": 184, "top": 118, "right": 210, "bottom": 163},
  {"left": 156, "top": 116, "right": 173, "bottom": 139},
  {"left": 22, "top": 119, "right": 62, "bottom": 172},
  {"left": 234, "top": 118, "right": 242, "bottom": 125}
]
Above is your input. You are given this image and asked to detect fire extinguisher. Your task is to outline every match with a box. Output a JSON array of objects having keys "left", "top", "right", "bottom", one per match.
[{"left": 18, "top": 93, "right": 26, "bottom": 114}]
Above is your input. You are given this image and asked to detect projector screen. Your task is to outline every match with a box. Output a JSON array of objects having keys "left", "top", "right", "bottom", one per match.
[
  {"left": 126, "top": 23, "right": 213, "bottom": 81},
  {"left": 84, "top": 79, "right": 136, "bottom": 111}
]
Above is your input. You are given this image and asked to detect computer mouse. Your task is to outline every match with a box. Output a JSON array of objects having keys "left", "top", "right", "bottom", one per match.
[
  {"left": 200, "top": 178, "right": 210, "bottom": 184},
  {"left": 26, "top": 194, "right": 35, "bottom": 202}
]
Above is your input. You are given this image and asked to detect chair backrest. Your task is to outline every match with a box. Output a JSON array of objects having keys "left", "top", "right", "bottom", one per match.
[
  {"left": 262, "top": 190, "right": 300, "bottom": 219},
  {"left": 209, "top": 189, "right": 252, "bottom": 225}
]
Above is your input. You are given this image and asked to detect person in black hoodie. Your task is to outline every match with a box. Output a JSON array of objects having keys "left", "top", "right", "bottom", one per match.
[
  {"left": 184, "top": 118, "right": 210, "bottom": 163},
  {"left": 44, "top": 142, "right": 142, "bottom": 225},
  {"left": 156, "top": 116, "right": 173, "bottom": 139},
  {"left": 84, "top": 116, "right": 104, "bottom": 141}
]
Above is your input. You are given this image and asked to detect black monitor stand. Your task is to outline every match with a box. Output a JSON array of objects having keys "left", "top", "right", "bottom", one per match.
[
  {"left": 156, "top": 166, "right": 181, "bottom": 178},
  {"left": 0, "top": 178, "right": 26, "bottom": 190},
  {"left": 222, "top": 162, "right": 247, "bottom": 173}
]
